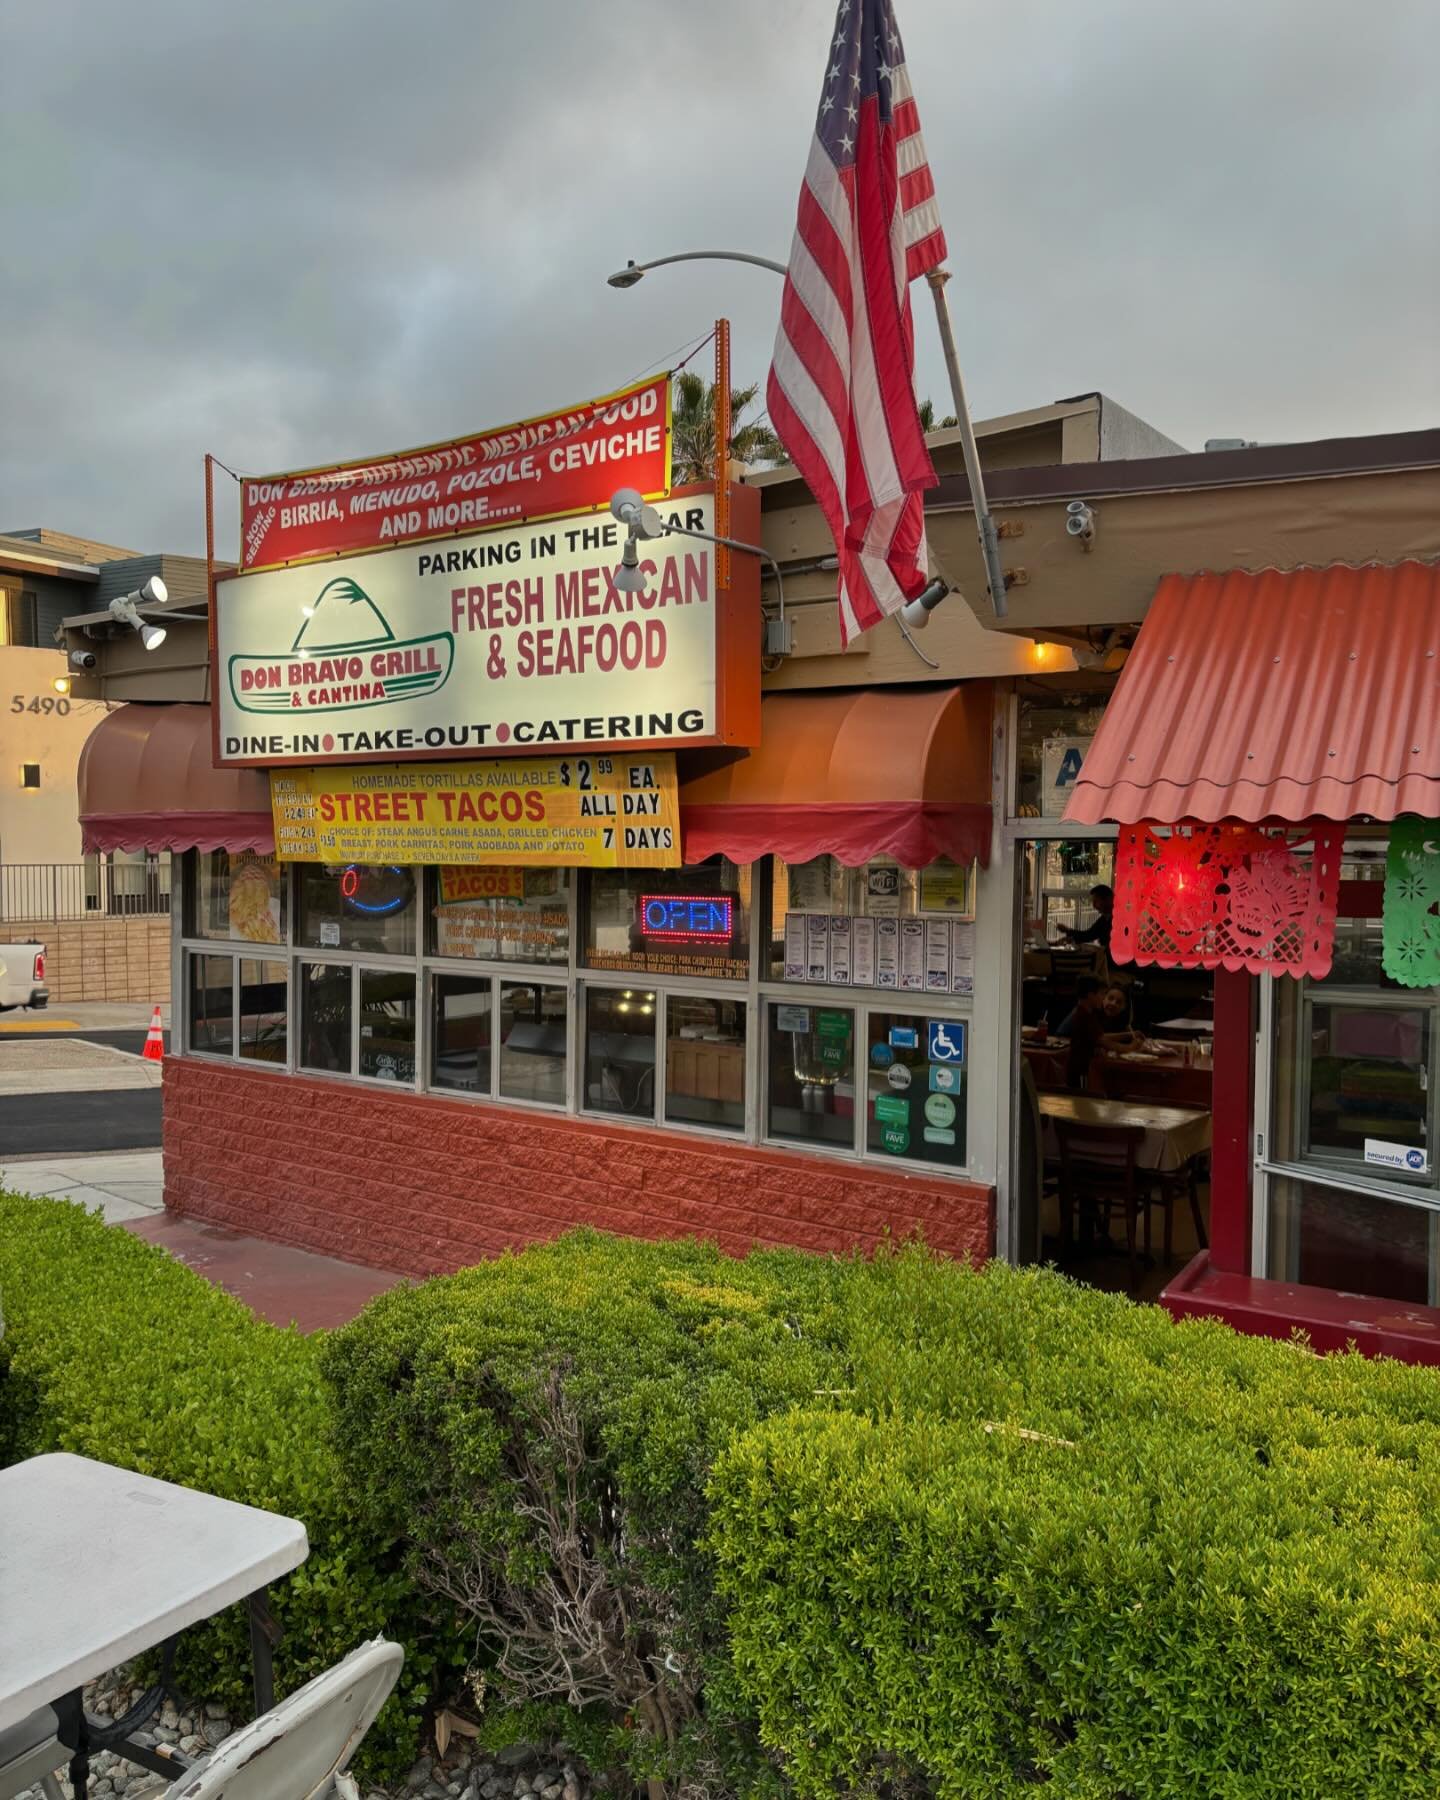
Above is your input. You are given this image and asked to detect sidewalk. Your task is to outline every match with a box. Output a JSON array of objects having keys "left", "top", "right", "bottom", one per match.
[
  {"left": 2, "top": 1149, "right": 399, "bottom": 1330},
  {"left": 0, "top": 1148, "right": 164, "bottom": 1223}
]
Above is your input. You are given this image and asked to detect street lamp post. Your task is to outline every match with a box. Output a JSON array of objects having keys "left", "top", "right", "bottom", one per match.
[
  {"left": 608, "top": 245, "right": 1009, "bottom": 621},
  {"left": 607, "top": 251, "right": 788, "bottom": 288}
]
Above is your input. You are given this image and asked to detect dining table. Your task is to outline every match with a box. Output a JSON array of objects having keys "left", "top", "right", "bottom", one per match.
[
  {"left": 0, "top": 1452, "right": 308, "bottom": 1797},
  {"left": 1038, "top": 1092, "right": 1212, "bottom": 1173},
  {"left": 1021, "top": 1036, "right": 1071, "bottom": 1090},
  {"left": 1099, "top": 1046, "right": 1214, "bottom": 1109}
]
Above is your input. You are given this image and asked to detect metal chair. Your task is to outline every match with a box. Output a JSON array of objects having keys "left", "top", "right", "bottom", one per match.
[
  {"left": 131, "top": 1638, "right": 402, "bottom": 1800},
  {"left": 0, "top": 1705, "right": 66, "bottom": 1800}
]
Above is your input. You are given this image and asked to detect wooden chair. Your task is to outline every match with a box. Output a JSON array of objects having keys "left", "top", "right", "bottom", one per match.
[
  {"left": 1054, "top": 1120, "right": 1149, "bottom": 1287},
  {"left": 1146, "top": 1160, "right": 1209, "bottom": 1261}
]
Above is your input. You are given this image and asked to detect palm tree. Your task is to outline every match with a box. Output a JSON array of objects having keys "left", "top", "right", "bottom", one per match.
[
  {"left": 670, "top": 371, "right": 786, "bottom": 483},
  {"left": 917, "top": 398, "right": 959, "bottom": 433}
]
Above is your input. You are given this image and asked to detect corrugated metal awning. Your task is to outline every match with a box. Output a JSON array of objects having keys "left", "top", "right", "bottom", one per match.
[
  {"left": 79, "top": 703, "right": 274, "bottom": 855},
  {"left": 680, "top": 685, "right": 993, "bottom": 868},
  {"left": 1065, "top": 561, "right": 1440, "bottom": 824}
]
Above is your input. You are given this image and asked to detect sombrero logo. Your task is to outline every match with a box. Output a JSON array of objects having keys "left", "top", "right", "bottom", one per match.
[{"left": 229, "top": 576, "right": 454, "bottom": 715}]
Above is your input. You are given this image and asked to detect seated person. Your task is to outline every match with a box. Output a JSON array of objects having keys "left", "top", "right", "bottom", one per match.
[{"left": 1061, "top": 980, "right": 1144, "bottom": 1090}]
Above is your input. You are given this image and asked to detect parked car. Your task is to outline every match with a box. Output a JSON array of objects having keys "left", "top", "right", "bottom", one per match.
[{"left": 0, "top": 942, "right": 48, "bottom": 1012}]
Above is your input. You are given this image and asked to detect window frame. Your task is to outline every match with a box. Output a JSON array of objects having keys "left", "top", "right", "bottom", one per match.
[{"left": 176, "top": 853, "right": 978, "bottom": 1176}]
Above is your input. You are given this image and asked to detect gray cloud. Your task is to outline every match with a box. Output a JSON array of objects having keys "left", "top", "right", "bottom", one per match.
[{"left": 3, "top": 0, "right": 1435, "bottom": 555}]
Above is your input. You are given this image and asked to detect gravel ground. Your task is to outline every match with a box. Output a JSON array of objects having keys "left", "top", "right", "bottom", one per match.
[{"left": 14, "top": 1670, "right": 601, "bottom": 1799}]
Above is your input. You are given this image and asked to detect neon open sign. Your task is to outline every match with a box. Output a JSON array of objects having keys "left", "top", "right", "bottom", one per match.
[{"left": 638, "top": 894, "right": 734, "bottom": 943}]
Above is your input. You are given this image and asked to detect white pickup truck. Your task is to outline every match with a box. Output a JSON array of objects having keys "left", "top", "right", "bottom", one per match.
[{"left": 0, "top": 942, "right": 48, "bottom": 1013}]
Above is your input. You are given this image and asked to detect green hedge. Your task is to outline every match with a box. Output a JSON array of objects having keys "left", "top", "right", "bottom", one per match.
[
  {"left": 710, "top": 1252, "right": 1440, "bottom": 1798},
  {"left": 0, "top": 1193, "right": 462, "bottom": 1781},
  {"left": 322, "top": 1228, "right": 856, "bottom": 1793},
  {"left": 10, "top": 1199, "right": 1438, "bottom": 1797}
]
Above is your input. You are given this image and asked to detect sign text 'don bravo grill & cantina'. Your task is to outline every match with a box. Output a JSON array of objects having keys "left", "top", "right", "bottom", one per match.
[{"left": 214, "top": 489, "right": 759, "bottom": 766}]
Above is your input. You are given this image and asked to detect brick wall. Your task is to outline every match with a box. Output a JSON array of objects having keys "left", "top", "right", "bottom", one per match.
[
  {"left": 164, "top": 1058, "right": 995, "bottom": 1279},
  {"left": 0, "top": 917, "right": 169, "bottom": 1004}
]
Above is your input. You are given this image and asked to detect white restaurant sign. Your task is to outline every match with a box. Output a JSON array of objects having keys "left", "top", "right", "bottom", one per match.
[{"left": 214, "top": 495, "right": 742, "bottom": 767}]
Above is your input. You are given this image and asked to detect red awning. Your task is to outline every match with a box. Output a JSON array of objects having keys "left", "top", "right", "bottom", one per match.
[
  {"left": 1066, "top": 561, "right": 1440, "bottom": 825},
  {"left": 79, "top": 703, "right": 274, "bottom": 855},
  {"left": 679, "top": 686, "right": 993, "bottom": 868}
]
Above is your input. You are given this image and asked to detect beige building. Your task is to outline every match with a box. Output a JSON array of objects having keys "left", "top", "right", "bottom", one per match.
[{"left": 0, "top": 527, "right": 201, "bottom": 1000}]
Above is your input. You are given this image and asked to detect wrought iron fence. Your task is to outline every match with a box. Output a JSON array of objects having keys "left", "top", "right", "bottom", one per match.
[{"left": 0, "top": 859, "right": 172, "bottom": 923}]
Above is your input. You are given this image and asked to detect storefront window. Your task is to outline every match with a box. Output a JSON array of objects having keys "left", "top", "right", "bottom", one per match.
[
  {"left": 770, "top": 855, "right": 974, "bottom": 993},
  {"left": 1013, "top": 681, "right": 1117, "bottom": 820},
  {"left": 584, "top": 986, "right": 657, "bottom": 1118},
  {"left": 188, "top": 954, "right": 234, "bottom": 1055},
  {"left": 767, "top": 1002, "right": 855, "bottom": 1148},
  {"left": 300, "top": 962, "right": 351, "bottom": 1073},
  {"left": 429, "top": 866, "right": 570, "bottom": 966},
  {"left": 358, "top": 968, "right": 416, "bottom": 1084},
  {"left": 864, "top": 1011, "right": 967, "bottom": 1167},
  {"left": 432, "top": 975, "right": 491, "bottom": 1095},
  {"left": 1266, "top": 882, "right": 1440, "bottom": 1308},
  {"left": 297, "top": 864, "right": 417, "bottom": 956},
  {"left": 238, "top": 960, "right": 287, "bottom": 1064},
  {"left": 585, "top": 863, "right": 750, "bottom": 982},
  {"left": 498, "top": 980, "right": 567, "bottom": 1107},
  {"left": 1269, "top": 1175, "right": 1436, "bottom": 1307},
  {"left": 188, "top": 851, "right": 287, "bottom": 945},
  {"left": 666, "top": 996, "right": 746, "bottom": 1133}
]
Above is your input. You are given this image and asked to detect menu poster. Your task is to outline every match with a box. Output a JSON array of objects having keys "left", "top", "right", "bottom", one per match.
[
  {"left": 828, "top": 914, "right": 853, "bottom": 985},
  {"left": 783, "top": 912, "right": 807, "bottom": 981},
  {"left": 951, "top": 920, "right": 976, "bottom": 996},
  {"left": 806, "top": 914, "right": 830, "bottom": 983},
  {"left": 852, "top": 916, "right": 877, "bottom": 988},
  {"left": 900, "top": 918, "right": 926, "bottom": 992},
  {"left": 925, "top": 920, "right": 951, "bottom": 991},
  {"left": 875, "top": 917, "right": 899, "bottom": 988}
]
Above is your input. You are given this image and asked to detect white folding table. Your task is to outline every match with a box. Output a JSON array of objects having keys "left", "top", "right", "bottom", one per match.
[{"left": 0, "top": 1453, "right": 308, "bottom": 1796}]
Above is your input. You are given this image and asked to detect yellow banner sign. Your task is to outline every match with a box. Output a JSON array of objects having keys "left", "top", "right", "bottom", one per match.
[{"left": 270, "top": 752, "right": 680, "bottom": 867}]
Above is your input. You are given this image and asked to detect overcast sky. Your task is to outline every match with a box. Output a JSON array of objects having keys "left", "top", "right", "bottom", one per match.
[{"left": 3, "top": 0, "right": 1435, "bottom": 557}]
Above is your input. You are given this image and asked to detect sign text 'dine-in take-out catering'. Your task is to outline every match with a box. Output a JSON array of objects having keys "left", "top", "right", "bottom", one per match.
[
  {"left": 216, "top": 495, "right": 732, "bottom": 765},
  {"left": 239, "top": 374, "right": 671, "bottom": 570},
  {"left": 270, "top": 752, "right": 681, "bottom": 867}
]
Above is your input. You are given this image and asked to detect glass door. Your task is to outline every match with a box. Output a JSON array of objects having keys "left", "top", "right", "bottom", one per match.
[{"left": 1256, "top": 887, "right": 1440, "bottom": 1307}]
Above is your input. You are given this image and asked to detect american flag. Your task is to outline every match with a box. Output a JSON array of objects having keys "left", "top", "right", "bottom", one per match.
[{"left": 767, "top": 0, "right": 947, "bottom": 645}]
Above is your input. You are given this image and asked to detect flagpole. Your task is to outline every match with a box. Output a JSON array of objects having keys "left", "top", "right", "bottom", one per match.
[{"left": 924, "top": 269, "right": 1008, "bottom": 620}]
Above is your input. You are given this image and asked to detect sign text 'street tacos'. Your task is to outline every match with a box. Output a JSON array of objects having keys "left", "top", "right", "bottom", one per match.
[{"left": 239, "top": 374, "right": 671, "bottom": 570}]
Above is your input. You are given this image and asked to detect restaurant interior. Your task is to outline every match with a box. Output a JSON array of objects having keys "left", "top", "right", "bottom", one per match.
[
  {"left": 1017, "top": 839, "right": 1214, "bottom": 1296},
  {"left": 1012, "top": 678, "right": 1214, "bottom": 1298}
]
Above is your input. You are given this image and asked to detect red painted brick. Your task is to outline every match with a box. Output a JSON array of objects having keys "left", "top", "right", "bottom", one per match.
[{"left": 163, "top": 1058, "right": 994, "bottom": 1280}]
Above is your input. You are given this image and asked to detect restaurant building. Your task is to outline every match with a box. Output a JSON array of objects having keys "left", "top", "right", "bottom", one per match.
[{"left": 65, "top": 392, "right": 1440, "bottom": 1362}]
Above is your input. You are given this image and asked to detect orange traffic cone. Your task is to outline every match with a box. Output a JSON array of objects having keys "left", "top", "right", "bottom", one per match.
[{"left": 142, "top": 1005, "right": 165, "bottom": 1062}]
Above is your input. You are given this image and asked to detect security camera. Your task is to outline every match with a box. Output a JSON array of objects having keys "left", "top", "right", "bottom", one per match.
[
  {"left": 1065, "top": 501, "right": 1095, "bottom": 543},
  {"left": 899, "top": 577, "right": 951, "bottom": 631},
  {"left": 70, "top": 650, "right": 97, "bottom": 670}
]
